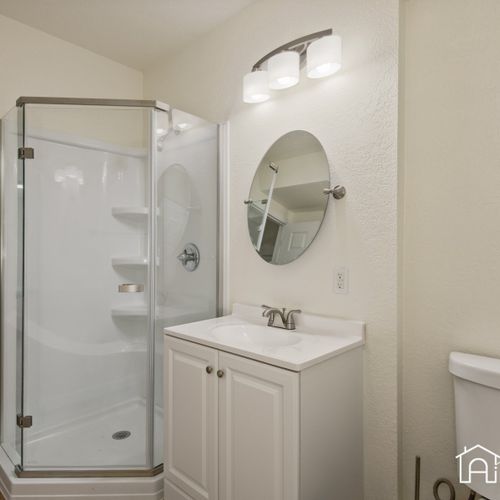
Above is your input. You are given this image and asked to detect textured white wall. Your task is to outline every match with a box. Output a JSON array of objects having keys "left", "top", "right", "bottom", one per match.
[
  {"left": 0, "top": 14, "right": 142, "bottom": 117},
  {"left": 145, "top": 0, "right": 399, "bottom": 497},
  {"left": 402, "top": 0, "right": 500, "bottom": 497}
]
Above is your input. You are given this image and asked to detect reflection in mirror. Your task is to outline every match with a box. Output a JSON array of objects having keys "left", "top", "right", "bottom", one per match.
[{"left": 247, "top": 130, "right": 330, "bottom": 265}]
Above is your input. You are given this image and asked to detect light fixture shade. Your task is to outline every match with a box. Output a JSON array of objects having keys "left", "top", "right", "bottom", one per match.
[
  {"left": 268, "top": 51, "right": 300, "bottom": 90},
  {"left": 243, "top": 70, "right": 271, "bottom": 103},
  {"left": 307, "top": 35, "right": 342, "bottom": 79}
]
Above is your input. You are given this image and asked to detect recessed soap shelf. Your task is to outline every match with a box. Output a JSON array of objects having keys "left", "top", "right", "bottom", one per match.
[
  {"left": 111, "top": 206, "right": 149, "bottom": 218},
  {"left": 111, "top": 305, "right": 147, "bottom": 318},
  {"left": 111, "top": 256, "right": 148, "bottom": 267},
  {"left": 111, "top": 206, "right": 165, "bottom": 218}
]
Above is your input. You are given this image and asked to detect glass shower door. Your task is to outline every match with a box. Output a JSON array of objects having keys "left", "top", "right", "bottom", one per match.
[
  {"left": 19, "top": 103, "right": 155, "bottom": 471},
  {"left": 0, "top": 106, "right": 25, "bottom": 467}
]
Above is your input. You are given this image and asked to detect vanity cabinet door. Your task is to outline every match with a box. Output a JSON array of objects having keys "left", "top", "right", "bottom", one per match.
[
  {"left": 164, "top": 337, "right": 219, "bottom": 500},
  {"left": 218, "top": 352, "right": 300, "bottom": 500}
]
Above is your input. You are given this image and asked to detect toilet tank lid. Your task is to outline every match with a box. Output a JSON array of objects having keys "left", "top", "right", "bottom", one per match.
[{"left": 449, "top": 352, "right": 500, "bottom": 390}]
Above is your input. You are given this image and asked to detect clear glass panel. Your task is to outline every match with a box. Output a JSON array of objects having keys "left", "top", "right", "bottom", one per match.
[
  {"left": 154, "top": 108, "right": 219, "bottom": 466},
  {"left": 1, "top": 100, "right": 219, "bottom": 474},
  {"left": 22, "top": 104, "right": 153, "bottom": 470},
  {"left": 0, "top": 106, "right": 24, "bottom": 465}
]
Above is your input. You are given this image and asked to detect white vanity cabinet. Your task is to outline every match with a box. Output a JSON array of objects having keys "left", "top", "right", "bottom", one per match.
[
  {"left": 164, "top": 337, "right": 219, "bottom": 500},
  {"left": 218, "top": 349, "right": 299, "bottom": 500},
  {"left": 163, "top": 334, "right": 363, "bottom": 500}
]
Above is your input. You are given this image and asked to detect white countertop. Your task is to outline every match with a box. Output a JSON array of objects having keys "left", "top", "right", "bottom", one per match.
[{"left": 164, "top": 303, "right": 365, "bottom": 371}]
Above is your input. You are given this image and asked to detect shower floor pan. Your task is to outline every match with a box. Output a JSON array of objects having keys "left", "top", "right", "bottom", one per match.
[
  {"left": 0, "top": 400, "right": 163, "bottom": 499},
  {"left": 24, "top": 399, "right": 163, "bottom": 469}
]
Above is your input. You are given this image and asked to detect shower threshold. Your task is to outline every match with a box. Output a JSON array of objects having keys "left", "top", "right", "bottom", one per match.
[
  {"left": 14, "top": 463, "right": 163, "bottom": 478},
  {"left": 0, "top": 448, "right": 163, "bottom": 500}
]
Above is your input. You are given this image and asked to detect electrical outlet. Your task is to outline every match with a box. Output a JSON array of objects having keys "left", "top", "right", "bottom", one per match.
[{"left": 334, "top": 267, "right": 349, "bottom": 294}]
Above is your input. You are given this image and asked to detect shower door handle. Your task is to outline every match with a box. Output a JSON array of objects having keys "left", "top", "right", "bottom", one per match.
[{"left": 118, "top": 283, "right": 144, "bottom": 293}]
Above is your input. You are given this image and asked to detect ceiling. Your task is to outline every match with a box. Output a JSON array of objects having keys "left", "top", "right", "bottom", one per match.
[{"left": 0, "top": 0, "right": 256, "bottom": 70}]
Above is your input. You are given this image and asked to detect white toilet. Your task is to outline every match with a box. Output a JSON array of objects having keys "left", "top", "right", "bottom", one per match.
[{"left": 450, "top": 352, "right": 500, "bottom": 500}]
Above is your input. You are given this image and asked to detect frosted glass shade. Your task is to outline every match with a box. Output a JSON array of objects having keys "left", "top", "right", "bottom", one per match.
[
  {"left": 268, "top": 51, "right": 300, "bottom": 90},
  {"left": 307, "top": 35, "right": 342, "bottom": 79},
  {"left": 243, "top": 71, "right": 271, "bottom": 103}
]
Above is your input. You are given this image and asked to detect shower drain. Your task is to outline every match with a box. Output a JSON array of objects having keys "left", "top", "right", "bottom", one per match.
[{"left": 112, "top": 430, "right": 131, "bottom": 440}]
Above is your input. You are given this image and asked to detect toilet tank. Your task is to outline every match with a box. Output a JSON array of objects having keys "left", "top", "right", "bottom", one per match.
[{"left": 449, "top": 352, "right": 500, "bottom": 500}]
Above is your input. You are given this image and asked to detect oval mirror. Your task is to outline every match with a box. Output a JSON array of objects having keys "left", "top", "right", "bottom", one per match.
[{"left": 246, "top": 130, "right": 330, "bottom": 265}]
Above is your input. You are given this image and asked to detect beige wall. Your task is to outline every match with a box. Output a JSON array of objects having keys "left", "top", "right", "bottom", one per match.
[
  {"left": 145, "top": 0, "right": 399, "bottom": 498},
  {"left": 402, "top": 0, "right": 500, "bottom": 497},
  {"left": 0, "top": 14, "right": 142, "bottom": 118}
]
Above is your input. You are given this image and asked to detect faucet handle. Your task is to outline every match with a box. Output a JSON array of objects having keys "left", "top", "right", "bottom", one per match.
[
  {"left": 261, "top": 304, "right": 273, "bottom": 316},
  {"left": 284, "top": 309, "right": 302, "bottom": 330}
]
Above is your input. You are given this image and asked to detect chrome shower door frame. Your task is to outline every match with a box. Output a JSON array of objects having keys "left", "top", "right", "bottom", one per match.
[{"left": 13, "top": 97, "right": 167, "bottom": 479}]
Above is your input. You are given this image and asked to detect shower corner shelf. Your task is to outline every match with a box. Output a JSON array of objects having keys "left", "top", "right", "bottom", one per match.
[
  {"left": 111, "top": 256, "right": 148, "bottom": 267},
  {"left": 111, "top": 305, "right": 147, "bottom": 318},
  {"left": 111, "top": 206, "right": 148, "bottom": 218},
  {"left": 112, "top": 206, "right": 162, "bottom": 218}
]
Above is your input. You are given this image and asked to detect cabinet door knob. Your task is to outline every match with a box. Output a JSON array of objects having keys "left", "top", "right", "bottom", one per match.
[
  {"left": 217, "top": 369, "right": 224, "bottom": 378},
  {"left": 206, "top": 366, "right": 213, "bottom": 374}
]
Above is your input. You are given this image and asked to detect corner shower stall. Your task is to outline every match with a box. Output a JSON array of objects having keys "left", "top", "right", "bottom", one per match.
[{"left": 0, "top": 97, "right": 219, "bottom": 477}]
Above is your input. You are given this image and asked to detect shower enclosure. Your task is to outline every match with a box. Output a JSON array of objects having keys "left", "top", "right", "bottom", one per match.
[{"left": 0, "top": 97, "right": 219, "bottom": 477}]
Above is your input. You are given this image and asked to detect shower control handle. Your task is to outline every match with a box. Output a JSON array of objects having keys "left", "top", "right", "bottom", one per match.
[
  {"left": 206, "top": 366, "right": 213, "bottom": 374},
  {"left": 177, "top": 243, "right": 200, "bottom": 272}
]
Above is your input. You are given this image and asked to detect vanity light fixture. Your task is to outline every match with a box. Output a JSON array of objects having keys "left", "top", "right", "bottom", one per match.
[
  {"left": 243, "top": 70, "right": 270, "bottom": 103},
  {"left": 268, "top": 51, "right": 300, "bottom": 89},
  {"left": 307, "top": 35, "right": 342, "bottom": 78},
  {"left": 242, "top": 29, "right": 341, "bottom": 104}
]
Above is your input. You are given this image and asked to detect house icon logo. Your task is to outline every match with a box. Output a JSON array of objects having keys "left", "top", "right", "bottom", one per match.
[{"left": 456, "top": 445, "right": 500, "bottom": 484}]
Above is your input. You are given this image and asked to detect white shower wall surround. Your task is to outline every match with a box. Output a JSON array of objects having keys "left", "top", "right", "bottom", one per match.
[
  {"left": 1, "top": 116, "right": 156, "bottom": 483},
  {"left": 0, "top": 100, "right": 219, "bottom": 498},
  {"left": 22, "top": 135, "right": 150, "bottom": 466}
]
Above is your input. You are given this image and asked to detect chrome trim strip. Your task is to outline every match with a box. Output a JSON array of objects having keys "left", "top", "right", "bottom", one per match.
[
  {"left": 216, "top": 124, "right": 222, "bottom": 317},
  {"left": 217, "top": 122, "right": 230, "bottom": 314},
  {"left": 16, "top": 96, "right": 169, "bottom": 112},
  {"left": 19, "top": 104, "right": 27, "bottom": 467},
  {"left": 146, "top": 109, "right": 157, "bottom": 469},
  {"left": 15, "top": 463, "right": 164, "bottom": 478}
]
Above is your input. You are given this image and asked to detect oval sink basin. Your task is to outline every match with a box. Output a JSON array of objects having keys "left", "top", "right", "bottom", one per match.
[{"left": 211, "top": 324, "right": 301, "bottom": 348}]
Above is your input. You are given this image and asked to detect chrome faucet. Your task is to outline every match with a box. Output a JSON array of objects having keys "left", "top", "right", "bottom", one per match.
[{"left": 262, "top": 305, "right": 301, "bottom": 331}]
